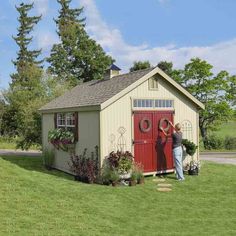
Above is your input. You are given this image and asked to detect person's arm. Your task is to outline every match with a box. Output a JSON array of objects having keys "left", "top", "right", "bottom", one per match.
[
  {"left": 169, "top": 121, "right": 175, "bottom": 129},
  {"left": 160, "top": 127, "right": 169, "bottom": 136}
]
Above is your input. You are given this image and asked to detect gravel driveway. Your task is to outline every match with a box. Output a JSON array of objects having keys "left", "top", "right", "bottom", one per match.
[{"left": 200, "top": 152, "right": 236, "bottom": 165}]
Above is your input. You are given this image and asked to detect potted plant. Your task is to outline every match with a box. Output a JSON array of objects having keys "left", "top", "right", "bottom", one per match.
[
  {"left": 109, "top": 170, "right": 120, "bottom": 187},
  {"left": 101, "top": 164, "right": 120, "bottom": 186},
  {"left": 134, "top": 162, "right": 145, "bottom": 184},
  {"left": 182, "top": 139, "right": 199, "bottom": 175},
  {"left": 107, "top": 151, "right": 134, "bottom": 179},
  {"left": 48, "top": 128, "right": 75, "bottom": 152},
  {"left": 129, "top": 171, "right": 137, "bottom": 186}
]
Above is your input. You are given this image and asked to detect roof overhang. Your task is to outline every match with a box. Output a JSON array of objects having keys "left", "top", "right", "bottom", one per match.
[{"left": 39, "top": 105, "right": 101, "bottom": 114}]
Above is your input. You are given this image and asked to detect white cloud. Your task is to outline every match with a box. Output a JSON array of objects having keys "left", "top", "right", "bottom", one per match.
[
  {"left": 81, "top": 0, "right": 236, "bottom": 74},
  {"left": 9, "top": 0, "right": 49, "bottom": 16},
  {"left": 158, "top": 0, "right": 170, "bottom": 5},
  {"left": 28, "top": 0, "right": 49, "bottom": 16},
  {"left": 36, "top": 31, "right": 59, "bottom": 52}
]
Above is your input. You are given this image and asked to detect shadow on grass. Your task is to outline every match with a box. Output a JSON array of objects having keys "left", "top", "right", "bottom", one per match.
[{"left": 0, "top": 155, "right": 74, "bottom": 181}]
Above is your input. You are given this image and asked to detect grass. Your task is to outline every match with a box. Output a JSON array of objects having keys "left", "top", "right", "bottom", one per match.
[
  {"left": 212, "top": 120, "right": 236, "bottom": 138},
  {"left": 0, "top": 156, "right": 236, "bottom": 235},
  {"left": 0, "top": 138, "right": 40, "bottom": 150}
]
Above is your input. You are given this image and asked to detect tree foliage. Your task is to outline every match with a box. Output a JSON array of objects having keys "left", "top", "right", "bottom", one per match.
[
  {"left": 129, "top": 61, "right": 151, "bottom": 72},
  {"left": 11, "top": 2, "right": 42, "bottom": 86},
  {"left": 1, "top": 2, "right": 68, "bottom": 149},
  {"left": 175, "top": 58, "right": 234, "bottom": 148},
  {"left": 47, "top": 0, "right": 113, "bottom": 85}
]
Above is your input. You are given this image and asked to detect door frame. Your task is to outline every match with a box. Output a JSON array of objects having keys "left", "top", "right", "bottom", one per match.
[{"left": 132, "top": 109, "right": 175, "bottom": 175}]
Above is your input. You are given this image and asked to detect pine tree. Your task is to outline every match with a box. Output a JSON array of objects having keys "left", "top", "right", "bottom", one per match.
[
  {"left": 47, "top": 0, "right": 113, "bottom": 85},
  {"left": 11, "top": 2, "right": 42, "bottom": 86}
]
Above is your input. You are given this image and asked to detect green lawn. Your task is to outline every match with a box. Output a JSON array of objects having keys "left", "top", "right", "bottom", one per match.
[
  {"left": 1, "top": 156, "right": 236, "bottom": 236},
  {"left": 212, "top": 120, "right": 236, "bottom": 137}
]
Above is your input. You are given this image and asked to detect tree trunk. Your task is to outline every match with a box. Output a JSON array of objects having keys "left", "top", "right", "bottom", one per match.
[{"left": 200, "top": 125, "right": 208, "bottom": 149}]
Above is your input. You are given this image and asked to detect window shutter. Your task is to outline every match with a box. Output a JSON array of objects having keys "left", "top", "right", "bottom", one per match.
[
  {"left": 54, "top": 113, "right": 57, "bottom": 128},
  {"left": 74, "top": 112, "right": 79, "bottom": 142}
]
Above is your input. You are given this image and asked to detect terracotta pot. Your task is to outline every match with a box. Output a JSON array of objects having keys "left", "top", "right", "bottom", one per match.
[
  {"left": 129, "top": 180, "right": 137, "bottom": 186},
  {"left": 112, "top": 182, "right": 118, "bottom": 187},
  {"left": 137, "top": 178, "right": 145, "bottom": 184}
]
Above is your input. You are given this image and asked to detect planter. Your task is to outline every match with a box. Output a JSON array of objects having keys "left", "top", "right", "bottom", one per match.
[
  {"left": 188, "top": 168, "right": 199, "bottom": 175},
  {"left": 119, "top": 173, "right": 131, "bottom": 180},
  {"left": 137, "top": 178, "right": 145, "bottom": 184},
  {"left": 112, "top": 181, "right": 118, "bottom": 187},
  {"left": 129, "top": 180, "right": 137, "bottom": 186},
  {"left": 74, "top": 175, "right": 81, "bottom": 181}
]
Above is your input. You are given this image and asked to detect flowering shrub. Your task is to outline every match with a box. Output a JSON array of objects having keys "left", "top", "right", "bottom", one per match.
[
  {"left": 70, "top": 146, "right": 99, "bottom": 183},
  {"left": 48, "top": 128, "right": 74, "bottom": 152}
]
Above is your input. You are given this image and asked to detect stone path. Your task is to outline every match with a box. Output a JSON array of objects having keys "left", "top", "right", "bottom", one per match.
[{"left": 153, "top": 178, "right": 173, "bottom": 192}]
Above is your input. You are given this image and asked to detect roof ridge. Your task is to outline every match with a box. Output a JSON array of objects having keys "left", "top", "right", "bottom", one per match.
[{"left": 112, "top": 66, "right": 155, "bottom": 79}]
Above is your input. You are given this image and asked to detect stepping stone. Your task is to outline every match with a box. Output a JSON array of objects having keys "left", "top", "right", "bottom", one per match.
[
  {"left": 157, "top": 183, "right": 172, "bottom": 187},
  {"left": 153, "top": 178, "right": 166, "bottom": 183},
  {"left": 157, "top": 187, "right": 172, "bottom": 192}
]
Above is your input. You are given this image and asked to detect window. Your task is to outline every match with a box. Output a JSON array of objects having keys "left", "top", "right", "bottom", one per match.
[
  {"left": 133, "top": 99, "right": 174, "bottom": 109},
  {"left": 55, "top": 112, "right": 78, "bottom": 141},
  {"left": 148, "top": 77, "right": 158, "bottom": 90}
]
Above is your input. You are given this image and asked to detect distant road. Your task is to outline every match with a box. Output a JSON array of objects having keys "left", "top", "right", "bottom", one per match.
[
  {"left": 0, "top": 149, "right": 41, "bottom": 157},
  {"left": 0, "top": 149, "right": 236, "bottom": 165},
  {"left": 200, "top": 152, "right": 236, "bottom": 165}
]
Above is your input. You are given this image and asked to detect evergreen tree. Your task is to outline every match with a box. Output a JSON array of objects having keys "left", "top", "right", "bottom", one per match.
[
  {"left": 47, "top": 0, "right": 113, "bottom": 85},
  {"left": 11, "top": 2, "right": 42, "bottom": 86}
]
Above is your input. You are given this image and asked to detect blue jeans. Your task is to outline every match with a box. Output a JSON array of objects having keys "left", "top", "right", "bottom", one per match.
[{"left": 173, "top": 146, "right": 185, "bottom": 180}]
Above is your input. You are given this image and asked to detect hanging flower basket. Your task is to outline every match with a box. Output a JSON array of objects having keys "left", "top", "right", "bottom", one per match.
[
  {"left": 182, "top": 139, "right": 199, "bottom": 175},
  {"left": 48, "top": 128, "right": 75, "bottom": 152}
]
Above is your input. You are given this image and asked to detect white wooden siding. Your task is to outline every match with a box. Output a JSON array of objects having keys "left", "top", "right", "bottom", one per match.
[
  {"left": 42, "top": 111, "right": 100, "bottom": 173},
  {"left": 100, "top": 76, "right": 199, "bottom": 164}
]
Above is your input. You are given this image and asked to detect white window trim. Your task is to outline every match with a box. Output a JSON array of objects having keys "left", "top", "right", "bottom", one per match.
[
  {"left": 57, "top": 113, "right": 75, "bottom": 128},
  {"left": 132, "top": 97, "right": 175, "bottom": 110}
]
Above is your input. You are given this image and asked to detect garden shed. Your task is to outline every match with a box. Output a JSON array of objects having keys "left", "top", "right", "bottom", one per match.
[{"left": 39, "top": 65, "right": 204, "bottom": 175}]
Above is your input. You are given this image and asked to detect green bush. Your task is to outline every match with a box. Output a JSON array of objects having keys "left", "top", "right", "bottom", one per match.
[
  {"left": 204, "top": 135, "right": 224, "bottom": 150},
  {"left": 182, "top": 139, "right": 198, "bottom": 156},
  {"left": 224, "top": 136, "right": 236, "bottom": 150}
]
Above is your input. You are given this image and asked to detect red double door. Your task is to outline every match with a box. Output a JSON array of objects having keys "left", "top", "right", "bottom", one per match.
[{"left": 133, "top": 111, "right": 174, "bottom": 173}]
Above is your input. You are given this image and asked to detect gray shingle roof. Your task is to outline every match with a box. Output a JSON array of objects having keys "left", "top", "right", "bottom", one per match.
[{"left": 39, "top": 68, "right": 153, "bottom": 111}]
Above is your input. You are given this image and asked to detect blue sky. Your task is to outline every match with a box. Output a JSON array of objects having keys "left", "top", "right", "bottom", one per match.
[{"left": 1, "top": 0, "right": 236, "bottom": 90}]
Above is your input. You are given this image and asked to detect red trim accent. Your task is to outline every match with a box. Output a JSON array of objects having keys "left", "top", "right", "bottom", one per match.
[
  {"left": 54, "top": 113, "right": 57, "bottom": 128},
  {"left": 74, "top": 112, "right": 79, "bottom": 141}
]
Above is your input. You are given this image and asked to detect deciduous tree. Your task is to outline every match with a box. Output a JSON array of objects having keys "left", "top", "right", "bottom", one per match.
[
  {"left": 129, "top": 61, "right": 151, "bottom": 72},
  {"left": 176, "top": 58, "right": 234, "bottom": 148}
]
